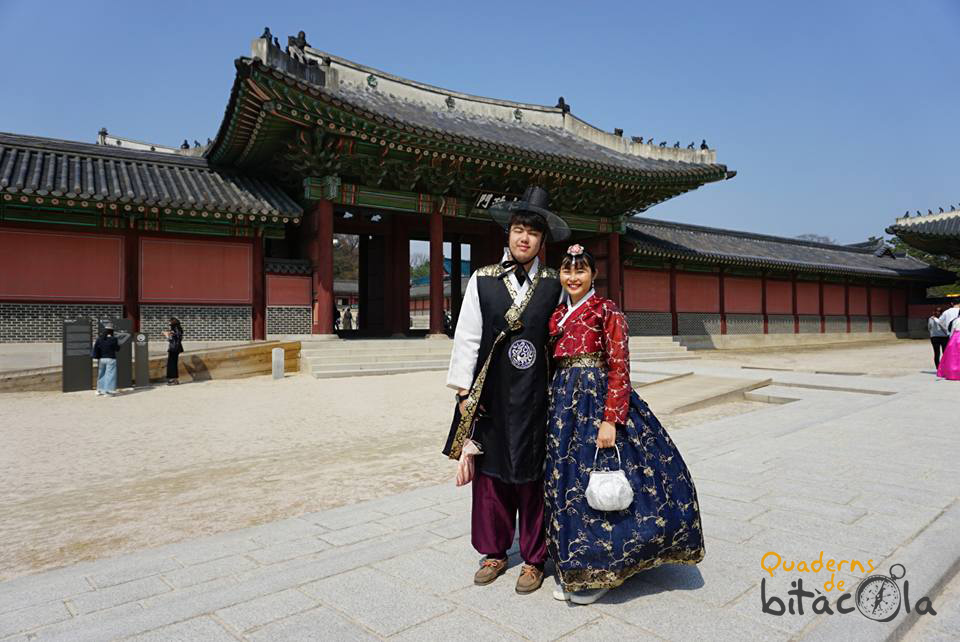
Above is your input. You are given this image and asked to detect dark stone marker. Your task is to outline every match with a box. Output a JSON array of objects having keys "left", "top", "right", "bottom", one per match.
[
  {"left": 134, "top": 332, "right": 150, "bottom": 387},
  {"left": 62, "top": 319, "right": 93, "bottom": 393}
]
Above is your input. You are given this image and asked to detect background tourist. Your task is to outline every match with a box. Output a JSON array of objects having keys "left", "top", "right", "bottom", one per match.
[
  {"left": 342, "top": 307, "right": 353, "bottom": 330},
  {"left": 929, "top": 307, "right": 948, "bottom": 369},
  {"left": 162, "top": 318, "right": 184, "bottom": 385},
  {"left": 938, "top": 301, "right": 960, "bottom": 335},
  {"left": 92, "top": 326, "right": 119, "bottom": 396}
]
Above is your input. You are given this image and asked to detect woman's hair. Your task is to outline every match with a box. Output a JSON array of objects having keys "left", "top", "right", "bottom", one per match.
[
  {"left": 560, "top": 246, "right": 596, "bottom": 273},
  {"left": 169, "top": 317, "right": 182, "bottom": 331},
  {"left": 104, "top": 327, "right": 114, "bottom": 336}
]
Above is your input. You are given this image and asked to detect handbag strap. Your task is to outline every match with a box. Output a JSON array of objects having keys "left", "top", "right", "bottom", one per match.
[{"left": 592, "top": 444, "right": 622, "bottom": 471}]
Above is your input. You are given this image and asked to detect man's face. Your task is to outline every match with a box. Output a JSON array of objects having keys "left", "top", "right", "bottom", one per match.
[{"left": 508, "top": 224, "right": 543, "bottom": 264}]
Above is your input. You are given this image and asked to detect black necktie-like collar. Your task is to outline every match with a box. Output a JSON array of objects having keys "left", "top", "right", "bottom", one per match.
[{"left": 500, "top": 258, "right": 533, "bottom": 286}]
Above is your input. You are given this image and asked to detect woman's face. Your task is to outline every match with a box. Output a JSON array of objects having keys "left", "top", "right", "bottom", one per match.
[{"left": 560, "top": 261, "right": 593, "bottom": 301}]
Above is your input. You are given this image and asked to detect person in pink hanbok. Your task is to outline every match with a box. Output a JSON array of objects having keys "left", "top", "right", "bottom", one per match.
[{"left": 936, "top": 302, "right": 960, "bottom": 380}]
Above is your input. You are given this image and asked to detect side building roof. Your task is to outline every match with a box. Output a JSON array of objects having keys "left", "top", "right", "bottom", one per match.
[
  {"left": 0, "top": 132, "right": 302, "bottom": 220},
  {"left": 627, "top": 217, "right": 954, "bottom": 282},
  {"left": 886, "top": 209, "right": 960, "bottom": 258}
]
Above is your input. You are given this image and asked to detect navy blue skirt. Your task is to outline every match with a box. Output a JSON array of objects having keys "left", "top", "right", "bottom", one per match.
[{"left": 545, "top": 365, "right": 705, "bottom": 591}]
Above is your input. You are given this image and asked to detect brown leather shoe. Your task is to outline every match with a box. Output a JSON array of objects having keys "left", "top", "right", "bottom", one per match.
[
  {"left": 474, "top": 557, "right": 507, "bottom": 585},
  {"left": 515, "top": 564, "right": 544, "bottom": 594}
]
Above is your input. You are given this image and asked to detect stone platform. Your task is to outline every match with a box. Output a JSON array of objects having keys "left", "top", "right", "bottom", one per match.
[{"left": 0, "top": 365, "right": 957, "bottom": 640}]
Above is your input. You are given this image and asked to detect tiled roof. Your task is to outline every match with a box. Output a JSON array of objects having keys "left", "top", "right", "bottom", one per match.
[
  {"left": 0, "top": 133, "right": 302, "bottom": 219},
  {"left": 627, "top": 217, "right": 953, "bottom": 281},
  {"left": 328, "top": 80, "right": 725, "bottom": 180},
  {"left": 222, "top": 39, "right": 729, "bottom": 184},
  {"left": 888, "top": 209, "right": 960, "bottom": 238},
  {"left": 886, "top": 210, "right": 960, "bottom": 258}
]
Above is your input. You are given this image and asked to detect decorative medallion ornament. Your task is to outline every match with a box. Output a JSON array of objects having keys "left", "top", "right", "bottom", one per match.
[
  {"left": 366, "top": 74, "right": 378, "bottom": 88},
  {"left": 513, "top": 109, "right": 523, "bottom": 121},
  {"left": 508, "top": 338, "right": 537, "bottom": 370},
  {"left": 445, "top": 96, "right": 455, "bottom": 109}
]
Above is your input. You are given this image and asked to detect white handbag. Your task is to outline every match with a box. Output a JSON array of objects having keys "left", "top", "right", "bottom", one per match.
[{"left": 585, "top": 445, "right": 634, "bottom": 512}]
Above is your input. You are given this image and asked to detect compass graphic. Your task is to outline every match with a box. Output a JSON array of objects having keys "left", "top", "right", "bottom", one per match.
[{"left": 855, "top": 564, "right": 905, "bottom": 622}]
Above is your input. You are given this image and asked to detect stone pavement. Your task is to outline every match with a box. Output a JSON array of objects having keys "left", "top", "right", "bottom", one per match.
[{"left": 0, "top": 366, "right": 958, "bottom": 641}]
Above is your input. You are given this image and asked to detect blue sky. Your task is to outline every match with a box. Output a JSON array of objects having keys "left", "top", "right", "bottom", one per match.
[{"left": 1, "top": 0, "right": 956, "bottom": 244}]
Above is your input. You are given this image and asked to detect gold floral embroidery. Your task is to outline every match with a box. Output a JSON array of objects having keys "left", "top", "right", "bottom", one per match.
[{"left": 554, "top": 352, "right": 605, "bottom": 369}]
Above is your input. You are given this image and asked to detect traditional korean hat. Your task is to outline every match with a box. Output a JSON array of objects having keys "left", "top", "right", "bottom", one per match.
[{"left": 487, "top": 186, "right": 571, "bottom": 242}]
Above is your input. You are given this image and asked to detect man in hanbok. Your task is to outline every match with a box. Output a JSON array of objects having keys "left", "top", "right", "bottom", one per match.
[{"left": 443, "top": 185, "right": 570, "bottom": 594}]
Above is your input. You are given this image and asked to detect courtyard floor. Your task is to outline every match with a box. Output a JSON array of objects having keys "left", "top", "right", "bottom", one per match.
[{"left": 0, "top": 340, "right": 957, "bottom": 640}]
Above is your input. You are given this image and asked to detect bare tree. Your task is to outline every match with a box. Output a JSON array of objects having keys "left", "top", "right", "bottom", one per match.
[{"left": 333, "top": 234, "right": 360, "bottom": 280}]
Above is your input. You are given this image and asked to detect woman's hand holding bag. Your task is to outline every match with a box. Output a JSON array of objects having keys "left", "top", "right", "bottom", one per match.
[{"left": 585, "top": 444, "right": 634, "bottom": 511}]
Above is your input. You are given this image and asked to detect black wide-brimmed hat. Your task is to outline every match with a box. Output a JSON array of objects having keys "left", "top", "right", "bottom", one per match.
[{"left": 488, "top": 186, "right": 571, "bottom": 242}]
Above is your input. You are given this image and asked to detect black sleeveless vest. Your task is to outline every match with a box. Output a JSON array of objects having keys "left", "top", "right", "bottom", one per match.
[{"left": 472, "top": 263, "right": 561, "bottom": 484}]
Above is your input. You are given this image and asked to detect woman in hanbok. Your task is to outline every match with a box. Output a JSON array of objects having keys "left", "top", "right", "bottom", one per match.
[{"left": 545, "top": 244, "right": 705, "bottom": 604}]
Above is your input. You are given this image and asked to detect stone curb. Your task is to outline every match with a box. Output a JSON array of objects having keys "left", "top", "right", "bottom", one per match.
[{"left": 801, "top": 499, "right": 960, "bottom": 641}]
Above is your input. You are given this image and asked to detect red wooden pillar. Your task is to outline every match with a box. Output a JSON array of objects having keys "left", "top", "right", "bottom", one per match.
[
  {"left": 761, "top": 272, "right": 769, "bottom": 334},
  {"left": 669, "top": 264, "right": 678, "bottom": 336},
  {"left": 123, "top": 227, "right": 140, "bottom": 332},
  {"left": 429, "top": 207, "right": 445, "bottom": 335},
  {"left": 607, "top": 232, "right": 622, "bottom": 308},
  {"left": 252, "top": 229, "right": 266, "bottom": 340},
  {"left": 844, "top": 282, "right": 851, "bottom": 333},
  {"left": 393, "top": 217, "right": 410, "bottom": 335},
  {"left": 309, "top": 199, "right": 335, "bottom": 334},
  {"left": 867, "top": 285, "right": 873, "bottom": 333},
  {"left": 489, "top": 224, "right": 505, "bottom": 264},
  {"left": 888, "top": 285, "right": 895, "bottom": 332},
  {"left": 718, "top": 267, "right": 727, "bottom": 334},
  {"left": 791, "top": 274, "right": 799, "bottom": 334},
  {"left": 450, "top": 236, "right": 462, "bottom": 327},
  {"left": 818, "top": 277, "right": 825, "bottom": 333}
]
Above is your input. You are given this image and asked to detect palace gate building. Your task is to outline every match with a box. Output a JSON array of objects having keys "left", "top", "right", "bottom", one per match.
[{"left": 0, "top": 30, "right": 952, "bottom": 343}]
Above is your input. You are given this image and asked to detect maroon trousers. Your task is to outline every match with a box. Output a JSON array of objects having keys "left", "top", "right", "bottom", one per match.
[{"left": 471, "top": 471, "right": 547, "bottom": 566}]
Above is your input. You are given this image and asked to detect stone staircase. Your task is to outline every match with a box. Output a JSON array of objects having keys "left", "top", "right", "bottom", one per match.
[
  {"left": 628, "top": 336, "right": 699, "bottom": 363},
  {"left": 302, "top": 338, "right": 454, "bottom": 379},
  {"left": 302, "top": 336, "right": 696, "bottom": 379}
]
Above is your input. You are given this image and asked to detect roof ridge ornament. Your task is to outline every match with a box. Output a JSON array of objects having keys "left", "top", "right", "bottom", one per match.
[{"left": 252, "top": 27, "right": 326, "bottom": 87}]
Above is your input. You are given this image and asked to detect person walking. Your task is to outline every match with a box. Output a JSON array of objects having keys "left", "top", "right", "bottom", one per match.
[
  {"left": 544, "top": 244, "right": 704, "bottom": 605},
  {"left": 162, "top": 318, "right": 184, "bottom": 385},
  {"left": 929, "top": 307, "right": 948, "bottom": 369},
  {"left": 92, "top": 326, "right": 120, "bottom": 396},
  {"left": 938, "top": 301, "right": 960, "bottom": 336},
  {"left": 342, "top": 307, "right": 353, "bottom": 331},
  {"left": 937, "top": 302, "right": 960, "bottom": 380}
]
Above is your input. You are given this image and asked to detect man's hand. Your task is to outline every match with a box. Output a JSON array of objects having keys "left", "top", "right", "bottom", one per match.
[
  {"left": 457, "top": 389, "right": 469, "bottom": 415},
  {"left": 597, "top": 421, "right": 617, "bottom": 448}
]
